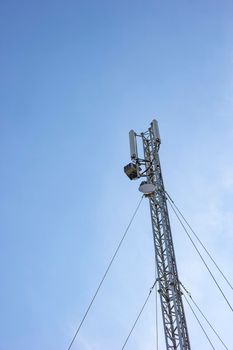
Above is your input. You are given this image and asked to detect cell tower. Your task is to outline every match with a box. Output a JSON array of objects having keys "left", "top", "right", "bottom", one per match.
[{"left": 124, "top": 120, "right": 191, "bottom": 350}]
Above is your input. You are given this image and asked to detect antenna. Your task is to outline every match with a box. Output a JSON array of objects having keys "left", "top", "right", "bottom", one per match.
[
  {"left": 151, "top": 119, "right": 161, "bottom": 145},
  {"left": 124, "top": 119, "right": 191, "bottom": 350},
  {"left": 129, "top": 129, "right": 138, "bottom": 160}
]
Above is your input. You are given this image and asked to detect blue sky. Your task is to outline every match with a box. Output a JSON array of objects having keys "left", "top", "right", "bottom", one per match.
[{"left": 1, "top": 0, "right": 233, "bottom": 349}]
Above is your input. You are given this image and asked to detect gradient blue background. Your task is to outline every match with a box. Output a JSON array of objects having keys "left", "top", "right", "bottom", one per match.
[{"left": 1, "top": 1, "right": 233, "bottom": 349}]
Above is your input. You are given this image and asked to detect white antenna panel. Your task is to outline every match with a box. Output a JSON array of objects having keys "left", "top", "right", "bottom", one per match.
[
  {"left": 129, "top": 130, "right": 138, "bottom": 160},
  {"left": 151, "top": 119, "right": 161, "bottom": 144}
]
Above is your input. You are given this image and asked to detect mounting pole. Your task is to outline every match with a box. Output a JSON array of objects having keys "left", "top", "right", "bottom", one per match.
[{"left": 124, "top": 120, "right": 191, "bottom": 350}]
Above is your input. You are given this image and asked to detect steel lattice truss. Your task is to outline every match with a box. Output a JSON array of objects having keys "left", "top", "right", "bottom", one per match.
[
  {"left": 142, "top": 128, "right": 191, "bottom": 350},
  {"left": 124, "top": 120, "right": 191, "bottom": 349}
]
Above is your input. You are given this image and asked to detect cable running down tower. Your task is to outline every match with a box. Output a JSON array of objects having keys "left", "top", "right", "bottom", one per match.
[{"left": 124, "top": 120, "right": 191, "bottom": 350}]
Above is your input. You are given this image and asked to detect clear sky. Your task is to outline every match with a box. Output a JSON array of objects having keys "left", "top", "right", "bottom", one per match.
[{"left": 1, "top": 0, "right": 233, "bottom": 349}]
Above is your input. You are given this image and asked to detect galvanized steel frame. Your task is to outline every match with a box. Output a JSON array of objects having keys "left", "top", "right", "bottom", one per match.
[{"left": 141, "top": 126, "right": 191, "bottom": 350}]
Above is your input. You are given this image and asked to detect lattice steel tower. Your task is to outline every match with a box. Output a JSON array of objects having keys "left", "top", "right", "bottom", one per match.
[{"left": 124, "top": 120, "right": 191, "bottom": 350}]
